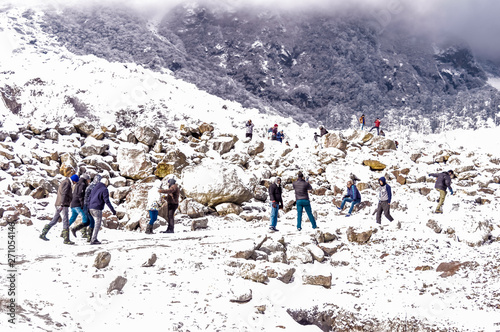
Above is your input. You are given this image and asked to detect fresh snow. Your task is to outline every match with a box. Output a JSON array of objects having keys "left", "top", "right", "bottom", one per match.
[{"left": 1, "top": 6, "right": 500, "bottom": 332}]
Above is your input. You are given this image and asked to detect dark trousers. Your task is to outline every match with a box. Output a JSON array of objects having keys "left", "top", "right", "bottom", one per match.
[
  {"left": 376, "top": 201, "right": 394, "bottom": 224},
  {"left": 167, "top": 204, "right": 178, "bottom": 231},
  {"left": 369, "top": 126, "right": 380, "bottom": 135},
  {"left": 246, "top": 133, "right": 253, "bottom": 140}
]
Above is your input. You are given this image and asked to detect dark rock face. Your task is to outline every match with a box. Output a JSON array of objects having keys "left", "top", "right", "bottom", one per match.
[{"left": 39, "top": 4, "right": 500, "bottom": 130}]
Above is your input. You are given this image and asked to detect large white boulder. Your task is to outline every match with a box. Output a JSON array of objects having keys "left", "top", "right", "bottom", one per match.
[
  {"left": 181, "top": 160, "right": 255, "bottom": 206},
  {"left": 117, "top": 143, "right": 153, "bottom": 180}
]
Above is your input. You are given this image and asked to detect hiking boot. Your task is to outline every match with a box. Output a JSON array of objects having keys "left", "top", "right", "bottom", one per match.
[
  {"left": 269, "top": 226, "right": 279, "bottom": 232},
  {"left": 396, "top": 221, "right": 402, "bottom": 229},
  {"left": 39, "top": 224, "right": 51, "bottom": 241},
  {"left": 90, "top": 239, "right": 101, "bottom": 245},
  {"left": 345, "top": 214, "right": 351, "bottom": 217},
  {"left": 160, "top": 228, "right": 174, "bottom": 233},
  {"left": 71, "top": 223, "right": 87, "bottom": 238},
  {"left": 434, "top": 210, "right": 443, "bottom": 214},
  {"left": 87, "top": 228, "right": 94, "bottom": 243},
  {"left": 145, "top": 224, "right": 154, "bottom": 234},
  {"left": 297, "top": 228, "right": 302, "bottom": 231},
  {"left": 81, "top": 227, "right": 88, "bottom": 239},
  {"left": 62, "top": 229, "right": 75, "bottom": 245}
]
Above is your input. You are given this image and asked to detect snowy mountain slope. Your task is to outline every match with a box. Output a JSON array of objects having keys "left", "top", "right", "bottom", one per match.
[{"left": 0, "top": 5, "right": 500, "bottom": 332}]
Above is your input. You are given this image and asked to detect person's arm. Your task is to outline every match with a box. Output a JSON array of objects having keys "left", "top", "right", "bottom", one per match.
[
  {"left": 428, "top": 173, "right": 438, "bottom": 178},
  {"left": 445, "top": 175, "right": 453, "bottom": 194},
  {"left": 103, "top": 189, "right": 116, "bottom": 214},
  {"left": 387, "top": 185, "right": 392, "bottom": 204}
]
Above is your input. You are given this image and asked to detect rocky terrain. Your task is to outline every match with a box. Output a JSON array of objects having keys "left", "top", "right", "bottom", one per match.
[{"left": 1, "top": 4, "right": 500, "bottom": 332}]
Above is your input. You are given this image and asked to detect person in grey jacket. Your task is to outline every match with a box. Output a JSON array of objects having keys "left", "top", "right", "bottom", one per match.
[
  {"left": 245, "top": 120, "right": 254, "bottom": 140},
  {"left": 39, "top": 174, "right": 79, "bottom": 244},
  {"left": 429, "top": 170, "right": 455, "bottom": 213},
  {"left": 292, "top": 172, "right": 318, "bottom": 231},
  {"left": 375, "top": 177, "right": 394, "bottom": 225}
]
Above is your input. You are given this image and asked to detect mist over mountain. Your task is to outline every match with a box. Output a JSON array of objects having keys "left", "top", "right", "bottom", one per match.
[{"left": 12, "top": 1, "right": 500, "bottom": 130}]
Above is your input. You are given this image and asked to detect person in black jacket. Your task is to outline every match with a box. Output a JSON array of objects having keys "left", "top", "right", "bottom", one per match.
[
  {"left": 268, "top": 177, "right": 283, "bottom": 232},
  {"left": 69, "top": 174, "right": 91, "bottom": 238},
  {"left": 292, "top": 172, "right": 318, "bottom": 231},
  {"left": 88, "top": 179, "right": 116, "bottom": 245},
  {"left": 429, "top": 170, "right": 455, "bottom": 213}
]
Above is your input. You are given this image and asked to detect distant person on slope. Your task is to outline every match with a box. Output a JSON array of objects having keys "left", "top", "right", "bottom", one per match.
[
  {"left": 245, "top": 120, "right": 254, "bottom": 140},
  {"left": 292, "top": 172, "right": 318, "bottom": 231},
  {"left": 429, "top": 170, "right": 455, "bottom": 214},
  {"left": 337, "top": 180, "right": 361, "bottom": 217},
  {"left": 276, "top": 130, "right": 284, "bottom": 143},
  {"left": 369, "top": 118, "right": 381, "bottom": 136},
  {"left": 268, "top": 177, "right": 283, "bottom": 232},
  {"left": 88, "top": 177, "right": 116, "bottom": 245},
  {"left": 145, "top": 181, "right": 162, "bottom": 234},
  {"left": 69, "top": 174, "right": 91, "bottom": 239},
  {"left": 375, "top": 177, "right": 394, "bottom": 225},
  {"left": 359, "top": 114, "right": 365, "bottom": 130},
  {"left": 271, "top": 124, "right": 278, "bottom": 140},
  {"left": 39, "top": 173, "right": 79, "bottom": 244},
  {"left": 158, "top": 178, "right": 180, "bottom": 233}
]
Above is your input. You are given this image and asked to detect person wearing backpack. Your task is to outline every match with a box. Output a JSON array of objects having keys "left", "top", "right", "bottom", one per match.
[
  {"left": 337, "top": 180, "right": 361, "bottom": 217},
  {"left": 359, "top": 114, "right": 365, "bottom": 130}
]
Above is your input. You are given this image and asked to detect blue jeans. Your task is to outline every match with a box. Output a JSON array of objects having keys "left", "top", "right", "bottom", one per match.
[
  {"left": 84, "top": 206, "right": 94, "bottom": 228},
  {"left": 340, "top": 198, "right": 361, "bottom": 214},
  {"left": 149, "top": 210, "right": 159, "bottom": 225},
  {"left": 360, "top": 124, "right": 364, "bottom": 130},
  {"left": 69, "top": 207, "right": 88, "bottom": 226},
  {"left": 269, "top": 202, "right": 279, "bottom": 227},
  {"left": 296, "top": 199, "right": 317, "bottom": 229}
]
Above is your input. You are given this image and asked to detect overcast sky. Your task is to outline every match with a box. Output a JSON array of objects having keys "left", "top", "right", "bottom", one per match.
[{"left": 4, "top": 0, "right": 500, "bottom": 62}]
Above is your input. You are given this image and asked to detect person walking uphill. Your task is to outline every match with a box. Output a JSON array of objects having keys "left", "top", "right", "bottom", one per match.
[
  {"left": 375, "top": 177, "right": 394, "bottom": 225},
  {"left": 69, "top": 174, "right": 90, "bottom": 239},
  {"left": 429, "top": 170, "right": 455, "bottom": 214},
  {"left": 245, "top": 120, "right": 254, "bottom": 140},
  {"left": 39, "top": 174, "right": 80, "bottom": 244},
  {"left": 369, "top": 118, "right": 381, "bottom": 135},
  {"left": 268, "top": 177, "right": 283, "bottom": 232},
  {"left": 292, "top": 172, "right": 318, "bottom": 231},
  {"left": 88, "top": 178, "right": 116, "bottom": 245},
  {"left": 145, "top": 181, "right": 162, "bottom": 234},
  {"left": 158, "top": 178, "right": 180, "bottom": 233},
  {"left": 337, "top": 180, "right": 361, "bottom": 217}
]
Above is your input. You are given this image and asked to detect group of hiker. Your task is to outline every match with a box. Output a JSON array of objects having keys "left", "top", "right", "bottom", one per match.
[
  {"left": 359, "top": 114, "right": 386, "bottom": 136},
  {"left": 267, "top": 169, "right": 456, "bottom": 232},
  {"left": 39, "top": 170, "right": 181, "bottom": 245}
]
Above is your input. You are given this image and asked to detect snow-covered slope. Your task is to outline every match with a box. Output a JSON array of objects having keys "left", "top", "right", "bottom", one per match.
[{"left": 1, "top": 6, "right": 500, "bottom": 332}]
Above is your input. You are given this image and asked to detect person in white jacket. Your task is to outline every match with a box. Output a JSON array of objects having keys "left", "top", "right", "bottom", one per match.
[{"left": 145, "top": 181, "right": 162, "bottom": 234}]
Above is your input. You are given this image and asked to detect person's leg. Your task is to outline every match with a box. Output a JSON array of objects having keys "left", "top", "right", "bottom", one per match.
[
  {"left": 61, "top": 207, "right": 69, "bottom": 230},
  {"left": 296, "top": 200, "right": 304, "bottom": 229},
  {"left": 382, "top": 201, "right": 394, "bottom": 222},
  {"left": 376, "top": 127, "right": 380, "bottom": 135},
  {"left": 90, "top": 209, "right": 102, "bottom": 243},
  {"left": 68, "top": 207, "right": 78, "bottom": 226},
  {"left": 167, "top": 204, "right": 178, "bottom": 232},
  {"left": 270, "top": 202, "right": 278, "bottom": 228},
  {"left": 436, "top": 189, "right": 447, "bottom": 212},
  {"left": 376, "top": 202, "right": 383, "bottom": 224},
  {"left": 303, "top": 201, "right": 317, "bottom": 228},
  {"left": 340, "top": 198, "right": 352, "bottom": 210},
  {"left": 348, "top": 199, "right": 361, "bottom": 215},
  {"left": 47, "top": 206, "right": 63, "bottom": 228},
  {"left": 148, "top": 210, "right": 158, "bottom": 225}
]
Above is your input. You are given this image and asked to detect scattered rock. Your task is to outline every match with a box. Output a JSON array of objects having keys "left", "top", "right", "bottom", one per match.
[
  {"left": 229, "top": 288, "right": 252, "bottom": 303},
  {"left": 346, "top": 227, "right": 372, "bottom": 244},
  {"left": 141, "top": 253, "right": 157, "bottom": 267},
  {"left": 94, "top": 252, "right": 111, "bottom": 269},
  {"left": 363, "top": 160, "right": 386, "bottom": 171},
  {"left": 436, "top": 261, "right": 467, "bottom": 278},
  {"left": 415, "top": 266, "right": 433, "bottom": 271},
  {"left": 191, "top": 217, "right": 208, "bottom": 231},
  {"left": 302, "top": 273, "right": 332, "bottom": 288},
  {"left": 426, "top": 219, "right": 442, "bottom": 234},
  {"left": 107, "top": 276, "right": 127, "bottom": 294},
  {"left": 134, "top": 125, "right": 160, "bottom": 146}
]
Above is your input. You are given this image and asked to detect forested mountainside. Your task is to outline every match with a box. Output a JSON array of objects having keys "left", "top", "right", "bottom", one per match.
[{"left": 26, "top": 2, "right": 500, "bottom": 130}]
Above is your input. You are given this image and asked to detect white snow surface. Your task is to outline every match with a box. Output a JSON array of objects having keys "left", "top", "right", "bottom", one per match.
[{"left": 0, "top": 7, "right": 500, "bottom": 332}]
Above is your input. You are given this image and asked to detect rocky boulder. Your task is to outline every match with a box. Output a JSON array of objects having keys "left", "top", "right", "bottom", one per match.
[
  {"left": 191, "top": 218, "right": 209, "bottom": 231},
  {"left": 81, "top": 137, "right": 108, "bottom": 157},
  {"left": 247, "top": 140, "right": 265, "bottom": 156},
  {"left": 178, "top": 198, "right": 211, "bottom": 218},
  {"left": 215, "top": 203, "right": 243, "bottom": 216},
  {"left": 182, "top": 161, "right": 254, "bottom": 206},
  {"left": 346, "top": 227, "right": 373, "bottom": 244},
  {"left": 363, "top": 160, "right": 386, "bottom": 171},
  {"left": 286, "top": 245, "right": 313, "bottom": 264},
  {"left": 117, "top": 143, "right": 153, "bottom": 180},
  {"left": 94, "top": 252, "right": 111, "bottom": 269},
  {"left": 154, "top": 148, "right": 188, "bottom": 178},
  {"left": 212, "top": 136, "right": 238, "bottom": 155},
  {"left": 134, "top": 125, "right": 160, "bottom": 146},
  {"left": 322, "top": 133, "right": 347, "bottom": 152},
  {"left": 302, "top": 273, "right": 332, "bottom": 288},
  {"left": 72, "top": 118, "right": 95, "bottom": 136}
]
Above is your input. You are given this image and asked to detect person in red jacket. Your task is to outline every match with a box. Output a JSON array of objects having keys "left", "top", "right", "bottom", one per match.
[{"left": 369, "top": 118, "right": 381, "bottom": 135}]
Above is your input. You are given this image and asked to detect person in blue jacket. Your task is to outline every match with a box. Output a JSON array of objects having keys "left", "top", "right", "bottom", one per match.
[
  {"left": 375, "top": 177, "right": 394, "bottom": 224},
  {"left": 88, "top": 178, "right": 116, "bottom": 245},
  {"left": 337, "top": 180, "right": 361, "bottom": 217}
]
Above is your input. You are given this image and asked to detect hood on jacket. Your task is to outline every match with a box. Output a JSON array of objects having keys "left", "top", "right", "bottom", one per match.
[{"left": 379, "top": 177, "right": 387, "bottom": 186}]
